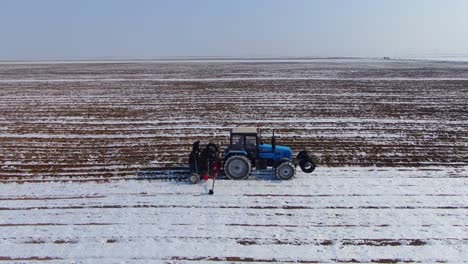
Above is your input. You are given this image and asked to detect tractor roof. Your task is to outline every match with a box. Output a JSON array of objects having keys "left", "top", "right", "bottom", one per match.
[{"left": 231, "top": 127, "right": 258, "bottom": 134}]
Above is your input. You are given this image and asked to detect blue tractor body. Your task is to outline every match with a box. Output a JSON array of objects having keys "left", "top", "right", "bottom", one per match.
[
  {"left": 223, "top": 127, "right": 302, "bottom": 181},
  {"left": 190, "top": 127, "right": 315, "bottom": 182},
  {"left": 224, "top": 144, "right": 292, "bottom": 162},
  {"left": 257, "top": 144, "right": 292, "bottom": 161}
]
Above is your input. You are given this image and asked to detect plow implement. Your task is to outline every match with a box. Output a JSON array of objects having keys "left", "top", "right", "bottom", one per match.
[
  {"left": 138, "top": 127, "right": 316, "bottom": 191},
  {"left": 186, "top": 127, "right": 317, "bottom": 186}
]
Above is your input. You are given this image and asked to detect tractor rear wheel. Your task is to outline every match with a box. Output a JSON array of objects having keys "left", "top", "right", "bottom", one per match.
[
  {"left": 276, "top": 161, "right": 295, "bottom": 180},
  {"left": 224, "top": 155, "right": 251, "bottom": 180}
]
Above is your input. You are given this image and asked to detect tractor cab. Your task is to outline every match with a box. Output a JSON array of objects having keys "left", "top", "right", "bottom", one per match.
[{"left": 227, "top": 127, "right": 259, "bottom": 161}]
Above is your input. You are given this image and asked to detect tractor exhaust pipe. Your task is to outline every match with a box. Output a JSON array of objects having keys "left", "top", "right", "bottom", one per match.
[{"left": 272, "top": 129, "right": 276, "bottom": 151}]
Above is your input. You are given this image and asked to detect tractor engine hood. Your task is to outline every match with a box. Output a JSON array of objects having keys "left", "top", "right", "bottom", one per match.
[{"left": 259, "top": 144, "right": 292, "bottom": 159}]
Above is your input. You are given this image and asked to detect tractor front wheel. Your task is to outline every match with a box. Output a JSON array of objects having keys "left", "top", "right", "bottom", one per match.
[
  {"left": 224, "top": 155, "right": 251, "bottom": 180},
  {"left": 276, "top": 161, "right": 296, "bottom": 180}
]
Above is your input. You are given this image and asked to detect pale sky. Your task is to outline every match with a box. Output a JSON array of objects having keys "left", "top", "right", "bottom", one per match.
[{"left": 1, "top": 0, "right": 467, "bottom": 60}]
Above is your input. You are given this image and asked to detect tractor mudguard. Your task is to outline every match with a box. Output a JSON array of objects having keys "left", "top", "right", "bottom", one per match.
[
  {"left": 225, "top": 150, "right": 248, "bottom": 160},
  {"left": 274, "top": 157, "right": 292, "bottom": 168}
]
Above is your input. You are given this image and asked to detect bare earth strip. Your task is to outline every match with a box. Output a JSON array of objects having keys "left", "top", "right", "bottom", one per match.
[{"left": 0, "top": 60, "right": 467, "bottom": 179}]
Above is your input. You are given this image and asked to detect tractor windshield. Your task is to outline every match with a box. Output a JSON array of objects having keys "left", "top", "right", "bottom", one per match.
[
  {"left": 245, "top": 136, "right": 256, "bottom": 150},
  {"left": 231, "top": 135, "right": 244, "bottom": 150}
]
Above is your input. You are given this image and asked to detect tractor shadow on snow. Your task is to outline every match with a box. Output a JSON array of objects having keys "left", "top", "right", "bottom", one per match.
[
  {"left": 135, "top": 167, "right": 191, "bottom": 182},
  {"left": 247, "top": 169, "right": 282, "bottom": 181},
  {"left": 135, "top": 167, "right": 283, "bottom": 182}
]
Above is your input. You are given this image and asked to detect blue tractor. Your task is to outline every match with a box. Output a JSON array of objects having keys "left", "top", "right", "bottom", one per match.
[{"left": 223, "top": 127, "right": 316, "bottom": 180}]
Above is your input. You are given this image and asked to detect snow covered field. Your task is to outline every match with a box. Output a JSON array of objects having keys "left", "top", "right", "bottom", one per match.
[
  {"left": 0, "top": 59, "right": 467, "bottom": 262},
  {"left": 1, "top": 167, "right": 467, "bottom": 263}
]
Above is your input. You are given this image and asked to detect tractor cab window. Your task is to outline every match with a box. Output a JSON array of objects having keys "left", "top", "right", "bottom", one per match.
[
  {"left": 231, "top": 135, "right": 244, "bottom": 150},
  {"left": 245, "top": 136, "right": 256, "bottom": 150}
]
